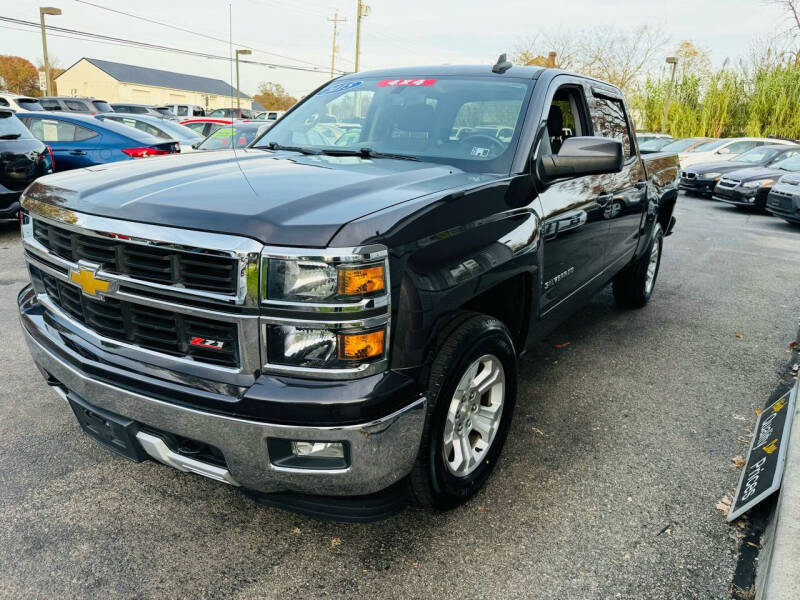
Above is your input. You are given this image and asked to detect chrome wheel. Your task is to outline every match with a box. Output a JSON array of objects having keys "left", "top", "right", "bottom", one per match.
[
  {"left": 442, "top": 354, "right": 505, "bottom": 477},
  {"left": 644, "top": 236, "right": 661, "bottom": 294}
]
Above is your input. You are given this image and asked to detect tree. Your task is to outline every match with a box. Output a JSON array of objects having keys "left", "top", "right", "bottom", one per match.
[
  {"left": 0, "top": 55, "right": 40, "bottom": 95},
  {"left": 512, "top": 30, "right": 576, "bottom": 70},
  {"left": 253, "top": 82, "right": 297, "bottom": 111},
  {"left": 674, "top": 41, "right": 712, "bottom": 78},
  {"left": 579, "top": 25, "right": 669, "bottom": 92}
]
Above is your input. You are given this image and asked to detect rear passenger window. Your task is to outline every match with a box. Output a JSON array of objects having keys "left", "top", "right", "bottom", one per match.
[
  {"left": 26, "top": 118, "right": 98, "bottom": 142},
  {"left": 590, "top": 95, "right": 633, "bottom": 159},
  {"left": 39, "top": 99, "right": 61, "bottom": 111}
]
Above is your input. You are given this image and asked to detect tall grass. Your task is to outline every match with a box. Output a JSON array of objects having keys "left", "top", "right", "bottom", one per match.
[{"left": 631, "top": 65, "right": 800, "bottom": 139}]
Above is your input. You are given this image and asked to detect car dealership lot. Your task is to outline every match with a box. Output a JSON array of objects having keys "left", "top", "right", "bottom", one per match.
[{"left": 1, "top": 194, "right": 799, "bottom": 600}]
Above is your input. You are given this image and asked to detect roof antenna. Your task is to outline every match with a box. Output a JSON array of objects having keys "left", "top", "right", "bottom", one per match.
[{"left": 492, "top": 53, "right": 512, "bottom": 74}]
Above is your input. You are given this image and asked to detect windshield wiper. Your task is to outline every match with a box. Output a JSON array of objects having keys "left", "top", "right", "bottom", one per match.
[
  {"left": 320, "top": 147, "right": 420, "bottom": 161},
  {"left": 0, "top": 133, "right": 21, "bottom": 140},
  {"left": 264, "top": 141, "right": 321, "bottom": 155}
]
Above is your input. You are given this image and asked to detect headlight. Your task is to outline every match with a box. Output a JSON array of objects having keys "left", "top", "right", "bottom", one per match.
[
  {"left": 264, "top": 258, "right": 386, "bottom": 303},
  {"left": 260, "top": 245, "right": 390, "bottom": 378},
  {"left": 742, "top": 178, "right": 773, "bottom": 189},
  {"left": 703, "top": 172, "right": 722, "bottom": 180},
  {"left": 265, "top": 324, "right": 386, "bottom": 369}
]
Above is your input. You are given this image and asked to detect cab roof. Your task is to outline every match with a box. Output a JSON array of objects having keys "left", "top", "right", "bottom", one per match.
[{"left": 338, "top": 64, "right": 546, "bottom": 80}]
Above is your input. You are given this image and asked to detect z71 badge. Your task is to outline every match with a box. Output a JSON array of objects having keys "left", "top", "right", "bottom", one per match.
[{"left": 189, "top": 337, "right": 225, "bottom": 350}]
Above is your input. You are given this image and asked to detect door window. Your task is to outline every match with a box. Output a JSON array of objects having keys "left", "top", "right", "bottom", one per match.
[
  {"left": 540, "top": 86, "right": 587, "bottom": 156},
  {"left": 176, "top": 106, "right": 188, "bottom": 116},
  {"left": 64, "top": 100, "right": 88, "bottom": 112},
  {"left": 25, "top": 118, "right": 98, "bottom": 142},
  {"left": 589, "top": 95, "right": 633, "bottom": 158}
]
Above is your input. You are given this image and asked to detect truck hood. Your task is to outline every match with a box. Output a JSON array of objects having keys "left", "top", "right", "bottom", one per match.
[{"left": 23, "top": 149, "right": 494, "bottom": 246}]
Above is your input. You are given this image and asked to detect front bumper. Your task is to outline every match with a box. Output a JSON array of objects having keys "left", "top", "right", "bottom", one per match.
[
  {"left": 19, "top": 285, "right": 426, "bottom": 498},
  {"left": 712, "top": 187, "right": 758, "bottom": 206},
  {"left": 679, "top": 178, "right": 717, "bottom": 194},
  {"left": 766, "top": 190, "right": 800, "bottom": 223}
]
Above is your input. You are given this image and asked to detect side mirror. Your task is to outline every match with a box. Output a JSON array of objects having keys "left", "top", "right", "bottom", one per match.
[
  {"left": 539, "top": 137, "right": 624, "bottom": 182},
  {"left": 191, "top": 142, "right": 200, "bottom": 149},
  {"left": 717, "top": 147, "right": 731, "bottom": 155}
]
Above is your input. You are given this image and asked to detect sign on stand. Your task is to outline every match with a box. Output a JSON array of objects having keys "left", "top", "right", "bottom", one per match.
[{"left": 727, "top": 385, "right": 797, "bottom": 522}]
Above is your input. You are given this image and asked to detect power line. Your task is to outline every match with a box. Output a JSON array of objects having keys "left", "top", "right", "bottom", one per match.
[
  {"left": 71, "top": 0, "right": 334, "bottom": 72},
  {"left": 0, "top": 16, "right": 345, "bottom": 74}
]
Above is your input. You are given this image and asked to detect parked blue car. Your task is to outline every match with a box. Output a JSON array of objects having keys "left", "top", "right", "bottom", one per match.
[{"left": 15, "top": 112, "right": 180, "bottom": 172}]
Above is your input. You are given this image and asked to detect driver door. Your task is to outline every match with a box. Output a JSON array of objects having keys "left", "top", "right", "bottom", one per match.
[{"left": 536, "top": 76, "right": 611, "bottom": 315}]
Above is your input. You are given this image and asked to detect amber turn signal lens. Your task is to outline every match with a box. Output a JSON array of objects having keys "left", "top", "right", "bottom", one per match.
[
  {"left": 338, "top": 330, "right": 385, "bottom": 361},
  {"left": 338, "top": 265, "right": 385, "bottom": 296}
]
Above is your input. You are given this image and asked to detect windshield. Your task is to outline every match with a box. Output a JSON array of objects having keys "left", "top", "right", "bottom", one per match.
[
  {"left": 690, "top": 139, "right": 727, "bottom": 153},
  {"left": 154, "top": 119, "right": 203, "bottom": 140},
  {"left": 732, "top": 147, "right": 779, "bottom": 163},
  {"left": 253, "top": 76, "right": 533, "bottom": 172},
  {"left": 639, "top": 138, "right": 674, "bottom": 151},
  {"left": 660, "top": 138, "right": 707, "bottom": 152},
  {"left": 0, "top": 112, "right": 33, "bottom": 138},
  {"left": 199, "top": 124, "right": 269, "bottom": 150},
  {"left": 773, "top": 155, "right": 800, "bottom": 171}
]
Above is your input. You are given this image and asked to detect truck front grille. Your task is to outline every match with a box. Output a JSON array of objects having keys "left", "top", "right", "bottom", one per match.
[
  {"left": 35, "top": 267, "right": 240, "bottom": 368},
  {"left": 33, "top": 219, "right": 239, "bottom": 295}
]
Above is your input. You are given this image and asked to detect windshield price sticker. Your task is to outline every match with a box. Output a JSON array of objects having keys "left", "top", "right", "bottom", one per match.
[
  {"left": 727, "top": 386, "right": 797, "bottom": 521},
  {"left": 377, "top": 79, "right": 437, "bottom": 87},
  {"left": 319, "top": 81, "right": 363, "bottom": 95}
]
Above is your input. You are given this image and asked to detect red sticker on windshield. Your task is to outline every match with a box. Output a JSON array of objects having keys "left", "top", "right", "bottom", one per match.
[{"left": 377, "top": 79, "right": 436, "bottom": 87}]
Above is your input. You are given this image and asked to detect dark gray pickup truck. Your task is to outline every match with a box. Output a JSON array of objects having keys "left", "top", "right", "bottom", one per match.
[{"left": 18, "top": 61, "right": 678, "bottom": 521}]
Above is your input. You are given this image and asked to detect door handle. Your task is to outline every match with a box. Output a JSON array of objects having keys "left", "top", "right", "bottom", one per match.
[
  {"left": 596, "top": 193, "right": 613, "bottom": 207},
  {"left": 69, "top": 150, "right": 87, "bottom": 156}
]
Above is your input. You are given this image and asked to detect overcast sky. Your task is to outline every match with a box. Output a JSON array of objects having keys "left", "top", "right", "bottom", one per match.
[{"left": 0, "top": 0, "right": 787, "bottom": 99}]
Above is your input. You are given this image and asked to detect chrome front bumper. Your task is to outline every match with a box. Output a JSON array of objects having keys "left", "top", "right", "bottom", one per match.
[{"left": 20, "top": 294, "right": 426, "bottom": 497}]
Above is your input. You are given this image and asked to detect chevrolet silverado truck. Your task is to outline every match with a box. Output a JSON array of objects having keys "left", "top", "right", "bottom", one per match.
[{"left": 17, "top": 62, "right": 679, "bottom": 522}]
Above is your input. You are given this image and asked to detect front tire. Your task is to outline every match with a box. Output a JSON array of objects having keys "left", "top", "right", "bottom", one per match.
[
  {"left": 613, "top": 223, "right": 663, "bottom": 308},
  {"left": 408, "top": 313, "right": 517, "bottom": 510}
]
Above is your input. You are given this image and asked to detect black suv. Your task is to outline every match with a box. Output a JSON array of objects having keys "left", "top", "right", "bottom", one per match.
[{"left": 0, "top": 110, "right": 52, "bottom": 219}]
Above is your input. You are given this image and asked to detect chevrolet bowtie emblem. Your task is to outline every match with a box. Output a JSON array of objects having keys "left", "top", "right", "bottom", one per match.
[{"left": 69, "top": 267, "right": 112, "bottom": 297}]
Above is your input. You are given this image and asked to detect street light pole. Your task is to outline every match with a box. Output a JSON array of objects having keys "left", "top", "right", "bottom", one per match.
[
  {"left": 662, "top": 56, "right": 678, "bottom": 134},
  {"left": 235, "top": 49, "right": 251, "bottom": 115},
  {"left": 39, "top": 6, "right": 61, "bottom": 96}
]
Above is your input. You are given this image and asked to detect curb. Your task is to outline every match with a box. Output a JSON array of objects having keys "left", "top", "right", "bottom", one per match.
[{"left": 757, "top": 378, "right": 800, "bottom": 600}]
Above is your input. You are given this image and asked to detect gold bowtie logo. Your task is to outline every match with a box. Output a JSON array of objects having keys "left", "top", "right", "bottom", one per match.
[{"left": 69, "top": 267, "right": 111, "bottom": 297}]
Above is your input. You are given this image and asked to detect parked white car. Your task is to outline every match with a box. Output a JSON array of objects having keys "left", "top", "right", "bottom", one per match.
[
  {"left": 255, "top": 110, "right": 286, "bottom": 122},
  {"left": 164, "top": 104, "right": 206, "bottom": 118},
  {"left": 679, "top": 137, "right": 796, "bottom": 168},
  {"left": 0, "top": 92, "right": 44, "bottom": 112}
]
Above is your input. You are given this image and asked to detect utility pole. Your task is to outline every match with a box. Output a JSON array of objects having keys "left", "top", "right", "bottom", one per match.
[
  {"left": 328, "top": 11, "right": 346, "bottom": 79},
  {"left": 39, "top": 6, "right": 61, "bottom": 96},
  {"left": 355, "top": 0, "right": 370, "bottom": 72},
  {"left": 235, "top": 49, "right": 252, "bottom": 114},
  {"left": 661, "top": 56, "right": 678, "bottom": 134}
]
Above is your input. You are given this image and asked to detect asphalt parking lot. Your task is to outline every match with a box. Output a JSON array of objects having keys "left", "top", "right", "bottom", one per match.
[{"left": 1, "top": 193, "right": 799, "bottom": 600}]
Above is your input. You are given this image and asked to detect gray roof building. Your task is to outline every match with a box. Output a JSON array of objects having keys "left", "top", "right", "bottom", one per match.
[{"left": 80, "top": 58, "right": 251, "bottom": 99}]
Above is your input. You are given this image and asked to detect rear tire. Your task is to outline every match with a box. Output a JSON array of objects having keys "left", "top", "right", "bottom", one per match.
[
  {"left": 613, "top": 223, "right": 663, "bottom": 308},
  {"left": 408, "top": 313, "right": 517, "bottom": 510}
]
